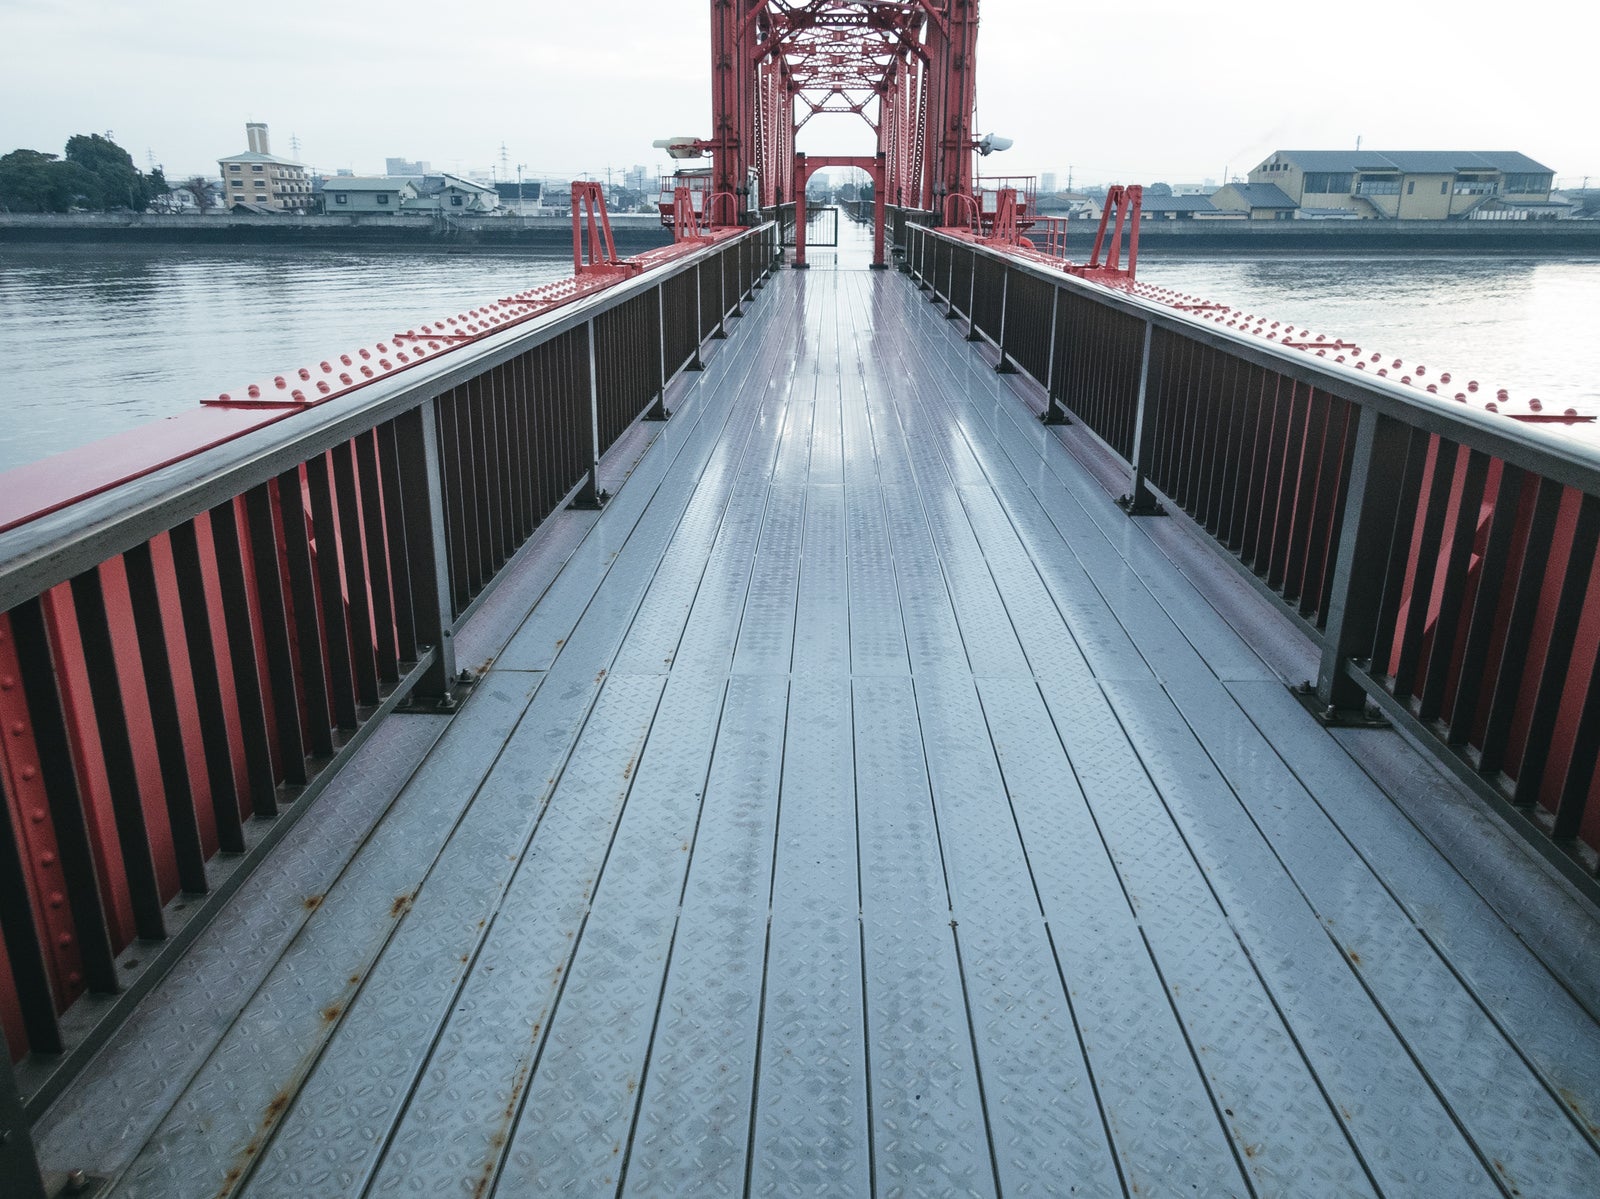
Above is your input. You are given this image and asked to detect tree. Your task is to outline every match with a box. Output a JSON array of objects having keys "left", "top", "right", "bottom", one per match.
[
  {"left": 180, "top": 175, "right": 219, "bottom": 211},
  {"left": 0, "top": 149, "right": 97, "bottom": 212},
  {"left": 1147, "top": 181, "right": 1173, "bottom": 197},
  {"left": 0, "top": 149, "right": 60, "bottom": 211},
  {"left": 64, "top": 133, "right": 151, "bottom": 210}
]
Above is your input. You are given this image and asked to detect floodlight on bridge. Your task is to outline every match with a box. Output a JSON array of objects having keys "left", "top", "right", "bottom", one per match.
[
  {"left": 977, "top": 132, "right": 1014, "bottom": 156},
  {"left": 652, "top": 136, "right": 710, "bottom": 160}
]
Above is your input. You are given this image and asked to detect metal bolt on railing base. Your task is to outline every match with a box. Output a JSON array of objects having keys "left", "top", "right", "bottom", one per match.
[
  {"left": 1040, "top": 408, "right": 1071, "bottom": 426},
  {"left": 644, "top": 403, "right": 672, "bottom": 422},
  {"left": 1116, "top": 492, "right": 1167, "bottom": 517},
  {"left": 569, "top": 487, "right": 610, "bottom": 511},
  {"left": 1291, "top": 680, "right": 1389, "bottom": 729},
  {"left": 995, "top": 360, "right": 1018, "bottom": 375}
]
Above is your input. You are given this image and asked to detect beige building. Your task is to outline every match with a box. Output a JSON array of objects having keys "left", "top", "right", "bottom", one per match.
[
  {"left": 1249, "top": 151, "right": 1556, "bottom": 220},
  {"left": 218, "top": 123, "right": 312, "bottom": 213}
]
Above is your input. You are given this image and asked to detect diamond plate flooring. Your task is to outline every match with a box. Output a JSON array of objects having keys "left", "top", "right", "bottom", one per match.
[{"left": 36, "top": 236, "right": 1600, "bottom": 1198}]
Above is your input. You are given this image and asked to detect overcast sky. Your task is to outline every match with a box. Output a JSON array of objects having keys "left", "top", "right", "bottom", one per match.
[{"left": 3, "top": 0, "right": 1595, "bottom": 188}]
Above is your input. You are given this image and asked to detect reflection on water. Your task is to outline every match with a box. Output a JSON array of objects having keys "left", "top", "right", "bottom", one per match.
[
  {"left": 0, "top": 247, "right": 572, "bottom": 472},
  {"left": 1, "top": 246, "right": 1597, "bottom": 472},
  {"left": 1136, "top": 255, "right": 1600, "bottom": 418}
]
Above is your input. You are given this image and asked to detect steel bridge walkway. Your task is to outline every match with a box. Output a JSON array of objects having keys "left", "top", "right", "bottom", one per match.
[{"left": 35, "top": 229, "right": 1600, "bottom": 1198}]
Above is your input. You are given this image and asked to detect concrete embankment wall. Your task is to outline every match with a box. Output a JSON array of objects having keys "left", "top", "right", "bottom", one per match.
[
  {"left": 1049, "top": 217, "right": 1600, "bottom": 255},
  {"left": 0, "top": 212, "right": 675, "bottom": 254}
]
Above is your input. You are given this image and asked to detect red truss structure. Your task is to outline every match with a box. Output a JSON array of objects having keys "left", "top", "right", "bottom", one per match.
[{"left": 709, "top": 2, "right": 981, "bottom": 221}]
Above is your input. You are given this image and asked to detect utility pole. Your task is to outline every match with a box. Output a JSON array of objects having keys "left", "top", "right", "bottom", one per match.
[{"left": 1066, "top": 165, "right": 1073, "bottom": 192}]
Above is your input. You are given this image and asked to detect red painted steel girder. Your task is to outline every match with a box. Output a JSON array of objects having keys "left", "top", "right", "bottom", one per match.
[{"left": 711, "top": 2, "right": 978, "bottom": 217}]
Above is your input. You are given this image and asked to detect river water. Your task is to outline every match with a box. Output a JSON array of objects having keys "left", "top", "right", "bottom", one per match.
[{"left": 1, "top": 245, "right": 1597, "bottom": 473}]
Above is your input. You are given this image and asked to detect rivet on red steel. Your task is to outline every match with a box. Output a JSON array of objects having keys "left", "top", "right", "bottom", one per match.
[
  {"left": 292, "top": 389, "right": 306, "bottom": 401},
  {"left": 1392, "top": 359, "right": 1403, "bottom": 369},
  {"left": 274, "top": 376, "right": 288, "bottom": 389},
  {"left": 1426, "top": 384, "right": 1438, "bottom": 393},
  {"left": 299, "top": 367, "right": 311, "bottom": 380},
  {"left": 1416, "top": 365, "right": 1427, "bottom": 375},
  {"left": 1378, "top": 369, "right": 1388, "bottom": 377},
  {"left": 247, "top": 384, "right": 261, "bottom": 398},
  {"left": 379, "top": 359, "right": 393, "bottom": 370},
  {"left": 1401, "top": 375, "right": 1412, "bottom": 385},
  {"left": 1468, "top": 381, "right": 1479, "bottom": 392},
  {"left": 218, "top": 392, "right": 231, "bottom": 401},
  {"left": 1486, "top": 401, "right": 1500, "bottom": 412},
  {"left": 358, "top": 348, "right": 371, "bottom": 360},
  {"left": 317, "top": 381, "right": 330, "bottom": 393},
  {"left": 361, "top": 366, "right": 374, "bottom": 378},
  {"left": 339, "top": 373, "right": 353, "bottom": 385},
  {"left": 377, "top": 342, "right": 389, "bottom": 352},
  {"left": 1439, "top": 372, "right": 1451, "bottom": 383},
  {"left": 321, "top": 361, "right": 333, "bottom": 373},
  {"left": 340, "top": 354, "right": 352, "bottom": 366},
  {"left": 1454, "top": 393, "right": 1466, "bottom": 402},
  {"left": 1355, "top": 362, "right": 1367, "bottom": 370},
  {"left": 1528, "top": 398, "right": 1543, "bottom": 411},
  {"left": 1497, "top": 388, "right": 1510, "bottom": 401}
]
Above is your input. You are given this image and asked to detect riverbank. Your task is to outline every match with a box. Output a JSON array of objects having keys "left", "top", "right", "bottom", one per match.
[
  {"left": 1043, "top": 216, "right": 1600, "bottom": 256},
  {"left": 0, "top": 211, "right": 675, "bottom": 254},
  {"left": 9, "top": 211, "right": 1600, "bottom": 257}
]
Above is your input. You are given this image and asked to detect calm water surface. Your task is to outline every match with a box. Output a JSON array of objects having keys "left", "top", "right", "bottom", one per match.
[
  {"left": 2, "top": 246, "right": 1597, "bottom": 472},
  {"left": 0, "top": 247, "right": 572, "bottom": 472}
]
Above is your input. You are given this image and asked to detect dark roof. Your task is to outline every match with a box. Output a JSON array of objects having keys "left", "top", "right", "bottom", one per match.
[
  {"left": 219, "top": 151, "right": 306, "bottom": 168},
  {"left": 1269, "top": 150, "right": 1553, "bottom": 175},
  {"left": 1220, "top": 182, "right": 1297, "bottom": 209},
  {"left": 320, "top": 177, "right": 415, "bottom": 193},
  {"left": 1140, "top": 194, "right": 1218, "bottom": 213}
]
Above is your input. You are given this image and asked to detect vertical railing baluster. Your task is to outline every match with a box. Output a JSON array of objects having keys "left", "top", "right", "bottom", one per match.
[
  {"left": 353, "top": 433, "right": 400, "bottom": 688},
  {"left": 273, "top": 469, "right": 335, "bottom": 759},
  {"left": 242, "top": 483, "right": 308, "bottom": 784},
  {"left": 1418, "top": 450, "right": 1492, "bottom": 720},
  {"left": 304, "top": 454, "right": 360, "bottom": 729},
  {"left": 393, "top": 401, "right": 458, "bottom": 704},
  {"left": 121, "top": 542, "right": 209, "bottom": 891},
  {"left": 9, "top": 598, "right": 119, "bottom": 991},
  {"left": 1392, "top": 440, "right": 1462, "bottom": 699},
  {"left": 167, "top": 522, "right": 245, "bottom": 849},
  {"left": 330, "top": 443, "right": 380, "bottom": 705},
  {"left": 1316, "top": 408, "right": 1412, "bottom": 713},
  {"left": 0, "top": 769, "right": 64, "bottom": 1053},
  {"left": 1512, "top": 492, "right": 1600, "bottom": 809},
  {"left": 207, "top": 500, "right": 280, "bottom": 818},
  {"left": 373, "top": 427, "right": 419, "bottom": 667},
  {"left": 69, "top": 566, "right": 166, "bottom": 939},
  {"left": 1447, "top": 465, "right": 1526, "bottom": 745}
]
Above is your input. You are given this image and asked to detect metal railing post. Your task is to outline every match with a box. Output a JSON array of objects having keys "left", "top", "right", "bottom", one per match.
[
  {"left": 714, "top": 250, "right": 730, "bottom": 338},
  {"left": 965, "top": 249, "right": 981, "bottom": 337},
  {"left": 0, "top": 1032, "right": 47, "bottom": 1199},
  {"left": 1312, "top": 406, "right": 1411, "bottom": 718},
  {"left": 394, "top": 400, "right": 462, "bottom": 706},
  {"left": 1118, "top": 319, "right": 1165, "bottom": 515},
  {"left": 995, "top": 268, "right": 1016, "bottom": 372},
  {"left": 647, "top": 285, "right": 671, "bottom": 420},
  {"left": 688, "top": 265, "right": 705, "bottom": 370},
  {"left": 1041, "top": 285, "right": 1069, "bottom": 426},
  {"left": 571, "top": 318, "right": 608, "bottom": 509}
]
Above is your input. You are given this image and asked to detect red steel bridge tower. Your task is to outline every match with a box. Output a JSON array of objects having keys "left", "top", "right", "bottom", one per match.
[{"left": 707, "top": 1, "right": 981, "bottom": 267}]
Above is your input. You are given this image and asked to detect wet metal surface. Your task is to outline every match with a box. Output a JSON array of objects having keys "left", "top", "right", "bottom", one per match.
[{"left": 35, "top": 241, "right": 1600, "bottom": 1197}]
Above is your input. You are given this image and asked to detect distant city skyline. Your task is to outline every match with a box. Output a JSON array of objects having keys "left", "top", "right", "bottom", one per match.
[{"left": 4, "top": 1, "right": 1596, "bottom": 191}]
